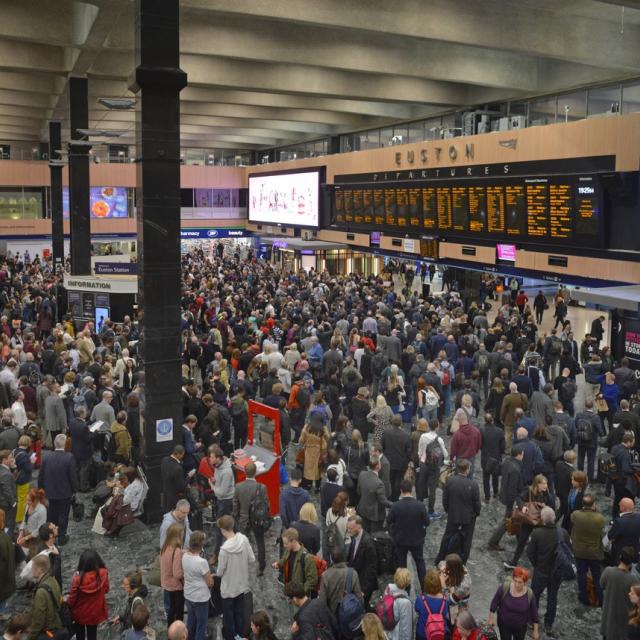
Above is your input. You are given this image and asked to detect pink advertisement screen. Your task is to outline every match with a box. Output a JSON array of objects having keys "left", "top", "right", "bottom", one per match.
[{"left": 497, "top": 244, "right": 516, "bottom": 261}]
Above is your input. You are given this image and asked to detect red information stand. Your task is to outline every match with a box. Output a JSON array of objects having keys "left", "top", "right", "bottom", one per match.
[{"left": 232, "top": 400, "right": 281, "bottom": 517}]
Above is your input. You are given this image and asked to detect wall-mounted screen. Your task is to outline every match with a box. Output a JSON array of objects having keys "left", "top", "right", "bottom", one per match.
[
  {"left": 331, "top": 174, "right": 604, "bottom": 248},
  {"left": 248, "top": 168, "right": 321, "bottom": 228},
  {"left": 497, "top": 243, "right": 516, "bottom": 261},
  {"left": 63, "top": 187, "right": 129, "bottom": 219}
]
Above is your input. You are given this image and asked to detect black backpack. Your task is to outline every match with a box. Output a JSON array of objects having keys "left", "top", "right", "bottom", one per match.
[
  {"left": 553, "top": 528, "right": 576, "bottom": 581},
  {"left": 575, "top": 417, "right": 593, "bottom": 444},
  {"left": 424, "top": 438, "right": 444, "bottom": 466},
  {"left": 249, "top": 484, "right": 272, "bottom": 532}
]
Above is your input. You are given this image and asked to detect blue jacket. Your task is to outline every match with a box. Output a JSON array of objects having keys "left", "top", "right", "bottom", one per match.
[
  {"left": 517, "top": 439, "right": 544, "bottom": 485},
  {"left": 279, "top": 485, "right": 311, "bottom": 528},
  {"left": 38, "top": 450, "right": 77, "bottom": 499}
]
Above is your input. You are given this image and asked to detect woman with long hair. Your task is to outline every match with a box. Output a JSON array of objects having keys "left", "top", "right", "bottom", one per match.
[
  {"left": 416, "top": 378, "right": 439, "bottom": 423},
  {"left": 628, "top": 584, "right": 640, "bottom": 640},
  {"left": 367, "top": 395, "right": 394, "bottom": 442},
  {"left": 485, "top": 377, "right": 506, "bottom": 427},
  {"left": 384, "top": 369, "right": 405, "bottom": 415},
  {"left": 298, "top": 414, "right": 329, "bottom": 491},
  {"left": 505, "top": 474, "right": 555, "bottom": 570},
  {"left": 250, "top": 610, "right": 279, "bottom": 640},
  {"left": 16, "top": 488, "right": 47, "bottom": 558},
  {"left": 66, "top": 549, "right": 110, "bottom": 640},
  {"left": 439, "top": 553, "right": 472, "bottom": 624},
  {"left": 324, "top": 491, "right": 349, "bottom": 558},
  {"left": 361, "top": 613, "right": 387, "bottom": 640},
  {"left": 344, "top": 429, "right": 368, "bottom": 505},
  {"left": 160, "top": 523, "right": 185, "bottom": 626},
  {"left": 562, "top": 470, "right": 587, "bottom": 533}
]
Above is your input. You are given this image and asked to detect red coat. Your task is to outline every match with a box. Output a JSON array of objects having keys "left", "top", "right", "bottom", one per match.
[{"left": 67, "top": 568, "right": 110, "bottom": 625}]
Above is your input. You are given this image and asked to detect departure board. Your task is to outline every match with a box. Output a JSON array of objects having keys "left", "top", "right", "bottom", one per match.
[
  {"left": 468, "top": 186, "right": 486, "bottom": 233},
  {"left": 549, "top": 183, "right": 572, "bottom": 239},
  {"left": 487, "top": 185, "right": 505, "bottom": 233},
  {"left": 408, "top": 188, "right": 422, "bottom": 227},
  {"left": 505, "top": 184, "right": 526, "bottom": 236},
  {"left": 332, "top": 173, "right": 604, "bottom": 247},
  {"left": 575, "top": 179, "right": 599, "bottom": 237},
  {"left": 396, "top": 188, "right": 409, "bottom": 227},
  {"left": 334, "top": 189, "right": 344, "bottom": 223},
  {"left": 451, "top": 186, "right": 468, "bottom": 232},
  {"left": 422, "top": 187, "right": 437, "bottom": 230},
  {"left": 384, "top": 188, "right": 397, "bottom": 226},
  {"left": 343, "top": 189, "right": 353, "bottom": 224},
  {"left": 352, "top": 189, "right": 364, "bottom": 225},
  {"left": 362, "top": 189, "right": 373, "bottom": 224},
  {"left": 373, "top": 188, "right": 385, "bottom": 225},
  {"left": 526, "top": 181, "right": 549, "bottom": 237},
  {"left": 437, "top": 187, "right": 453, "bottom": 230}
]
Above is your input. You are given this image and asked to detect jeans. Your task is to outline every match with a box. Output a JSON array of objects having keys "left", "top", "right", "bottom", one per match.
[
  {"left": 396, "top": 544, "right": 426, "bottom": 591},
  {"left": 577, "top": 446, "right": 597, "bottom": 482},
  {"left": 488, "top": 505, "right": 512, "bottom": 547},
  {"left": 48, "top": 497, "right": 72, "bottom": 538},
  {"left": 531, "top": 570, "right": 561, "bottom": 628},
  {"left": 483, "top": 469, "right": 500, "bottom": 500},
  {"left": 417, "top": 463, "right": 438, "bottom": 512},
  {"left": 186, "top": 599, "right": 209, "bottom": 640},
  {"left": 166, "top": 589, "right": 185, "bottom": 625},
  {"left": 576, "top": 558, "right": 603, "bottom": 605},
  {"left": 222, "top": 593, "right": 246, "bottom": 640}
]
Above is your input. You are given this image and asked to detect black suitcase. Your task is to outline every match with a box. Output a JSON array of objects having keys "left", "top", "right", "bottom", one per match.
[{"left": 371, "top": 530, "right": 397, "bottom": 576}]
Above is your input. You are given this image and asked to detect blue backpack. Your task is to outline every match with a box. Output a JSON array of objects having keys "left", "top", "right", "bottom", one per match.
[
  {"left": 553, "top": 528, "right": 576, "bottom": 581},
  {"left": 337, "top": 569, "right": 363, "bottom": 639}
]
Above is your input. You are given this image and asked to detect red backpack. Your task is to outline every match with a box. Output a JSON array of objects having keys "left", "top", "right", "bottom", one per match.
[
  {"left": 422, "top": 596, "right": 446, "bottom": 640},
  {"left": 375, "top": 586, "right": 408, "bottom": 630}
]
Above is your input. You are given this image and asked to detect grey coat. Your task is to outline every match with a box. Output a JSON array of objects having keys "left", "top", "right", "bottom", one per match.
[
  {"left": 43, "top": 394, "right": 67, "bottom": 434},
  {"left": 0, "top": 464, "right": 16, "bottom": 509},
  {"left": 233, "top": 478, "right": 268, "bottom": 532},
  {"left": 530, "top": 391, "right": 554, "bottom": 428},
  {"left": 357, "top": 469, "right": 392, "bottom": 522},
  {"left": 600, "top": 566, "right": 640, "bottom": 640}
]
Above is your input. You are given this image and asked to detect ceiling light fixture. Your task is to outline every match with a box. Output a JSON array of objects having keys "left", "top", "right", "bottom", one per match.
[{"left": 76, "top": 128, "right": 128, "bottom": 137}]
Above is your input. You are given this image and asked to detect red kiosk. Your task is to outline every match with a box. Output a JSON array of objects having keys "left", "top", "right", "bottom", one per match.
[{"left": 232, "top": 400, "right": 281, "bottom": 517}]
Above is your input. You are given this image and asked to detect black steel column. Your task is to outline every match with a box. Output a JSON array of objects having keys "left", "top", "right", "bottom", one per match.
[
  {"left": 68, "top": 77, "right": 91, "bottom": 275},
  {"left": 48, "top": 122, "right": 64, "bottom": 273},
  {"left": 129, "top": 0, "right": 187, "bottom": 523}
]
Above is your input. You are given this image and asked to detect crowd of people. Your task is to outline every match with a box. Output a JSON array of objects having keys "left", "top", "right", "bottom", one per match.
[{"left": 0, "top": 245, "right": 638, "bottom": 640}]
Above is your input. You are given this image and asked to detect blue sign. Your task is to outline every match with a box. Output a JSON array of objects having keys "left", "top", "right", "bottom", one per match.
[
  {"left": 94, "top": 262, "right": 137, "bottom": 275},
  {"left": 180, "top": 228, "right": 249, "bottom": 239},
  {"left": 156, "top": 418, "right": 174, "bottom": 443}
]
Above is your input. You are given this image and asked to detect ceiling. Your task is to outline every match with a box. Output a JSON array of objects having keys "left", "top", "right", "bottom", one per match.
[{"left": 1, "top": 0, "right": 640, "bottom": 153}]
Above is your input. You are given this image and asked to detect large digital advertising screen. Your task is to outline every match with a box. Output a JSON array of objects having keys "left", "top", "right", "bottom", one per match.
[
  {"left": 63, "top": 187, "right": 129, "bottom": 219},
  {"left": 248, "top": 169, "right": 321, "bottom": 228}
]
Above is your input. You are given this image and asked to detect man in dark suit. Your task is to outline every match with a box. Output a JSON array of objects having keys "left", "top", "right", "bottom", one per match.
[
  {"left": 38, "top": 434, "right": 77, "bottom": 545},
  {"left": 160, "top": 445, "right": 190, "bottom": 512},
  {"left": 480, "top": 413, "right": 505, "bottom": 501},
  {"left": 232, "top": 462, "right": 269, "bottom": 575},
  {"left": 369, "top": 442, "right": 391, "bottom": 498},
  {"left": 346, "top": 514, "right": 378, "bottom": 607},
  {"left": 555, "top": 449, "right": 576, "bottom": 526},
  {"left": 381, "top": 415, "right": 411, "bottom": 501},
  {"left": 68, "top": 405, "right": 94, "bottom": 492},
  {"left": 606, "top": 497, "right": 640, "bottom": 563},
  {"left": 435, "top": 458, "right": 481, "bottom": 564},
  {"left": 357, "top": 458, "right": 392, "bottom": 532},
  {"left": 387, "top": 479, "right": 429, "bottom": 588},
  {"left": 488, "top": 447, "right": 525, "bottom": 551},
  {"left": 0, "top": 448, "right": 16, "bottom": 536}
]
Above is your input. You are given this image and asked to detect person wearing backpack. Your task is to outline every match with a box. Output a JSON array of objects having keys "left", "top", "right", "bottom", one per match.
[
  {"left": 272, "top": 528, "right": 318, "bottom": 597},
  {"left": 377, "top": 568, "right": 412, "bottom": 640},
  {"left": 417, "top": 419, "right": 449, "bottom": 519},
  {"left": 287, "top": 581, "right": 336, "bottom": 640},
  {"left": 525, "top": 507, "right": 570, "bottom": 638},
  {"left": 574, "top": 400, "right": 603, "bottom": 483},
  {"left": 318, "top": 547, "right": 363, "bottom": 618},
  {"left": 487, "top": 567, "right": 539, "bottom": 640},
  {"left": 415, "top": 568, "right": 450, "bottom": 640},
  {"left": 232, "top": 462, "right": 270, "bottom": 576},
  {"left": 29, "top": 553, "right": 65, "bottom": 640}
]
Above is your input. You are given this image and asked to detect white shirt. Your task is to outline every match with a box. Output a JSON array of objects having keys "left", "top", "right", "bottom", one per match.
[
  {"left": 182, "top": 553, "right": 211, "bottom": 603},
  {"left": 417, "top": 431, "right": 449, "bottom": 465}
]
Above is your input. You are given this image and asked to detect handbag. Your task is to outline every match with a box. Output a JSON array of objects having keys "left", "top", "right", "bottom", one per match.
[
  {"left": 341, "top": 458, "right": 354, "bottom": 490},
  {"left": 71, "top": 496, "right": 85, "bottom": 522},
  {"left": 506, "top": 517, "right": 521, "bottom": 536},
  {"left": 437, "top": 464, "right": 455, "bottom": 490},
  {"left": 595, "top": 397, "right": 609, "bottom": 413},
  {"left": 146, "top": 553, "right": 161, "bottom": 587},
  {"left": 295, "top": 447, "right": 305, "bottom": 466},
  {"left": 511, "top": 489, "right": 544, "bottom": 527}
]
